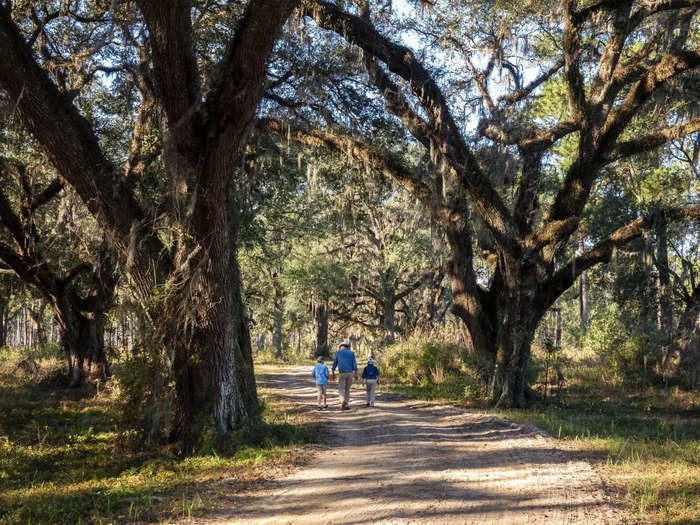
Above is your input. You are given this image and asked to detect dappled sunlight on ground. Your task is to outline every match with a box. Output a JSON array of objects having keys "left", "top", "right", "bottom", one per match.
[{"left": 202, "top": 366, "right": 621, "bottom": 524}]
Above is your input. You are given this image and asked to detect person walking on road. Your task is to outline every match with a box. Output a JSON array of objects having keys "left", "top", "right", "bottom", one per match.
[
  {"left": 331, "top": 341, "right": 357, "bottom": 410},
  {"left": 311, "top": 356, "right": 330, "bottom": 410},
  {"left": 361, "top": 357, "right": 379, "bottom": 407}
]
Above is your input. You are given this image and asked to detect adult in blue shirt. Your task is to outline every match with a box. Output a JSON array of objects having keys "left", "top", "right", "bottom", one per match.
[{"left": 331, "top": 341, "right": 358, "bottom": 410}]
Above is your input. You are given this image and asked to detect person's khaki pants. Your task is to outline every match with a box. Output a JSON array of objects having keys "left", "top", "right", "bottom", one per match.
[
  {"left": 365, "top": 379, "right": 377, "bottom": 405},
  {"left": 338, "top": 372, "right": 353, "bottom": 406}
]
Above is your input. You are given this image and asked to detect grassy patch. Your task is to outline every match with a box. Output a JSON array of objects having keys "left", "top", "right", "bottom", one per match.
[
  {"left": 0, "top": 348, "right": 318, "bottom": 524},
  {"left": 497, "top": 389, "right": 699, "bottom": 524}
]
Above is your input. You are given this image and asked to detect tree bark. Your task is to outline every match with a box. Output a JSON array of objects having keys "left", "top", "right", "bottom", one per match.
[
  {"left": 29, "top": 301, "right": 47, "bottom": 348},
  {"left": 381, "top": 293, "right": 396, "bottom": 344},
  {"left": 0, "top": 300, "right": 6, "bottom": 348},
  {"left": 272, "top": 279, "right": 284, "bottom": 358},
  {"left": 578, "top": 226, "right": 589, "bottom": 333},
  {"left": 654, "top": 221, "right": 673, "bottom": 365},
  {"left": 57, "top": 298, "right": 107, "bottom": 387},
  {"left": 671, "top": 285, "right": 700, "bottom": 388},
  {"left": 0, "top": 0, "right": 298, "bottom": 449},
  {"left": 313, "top": 300, "right": 329, "bottom": 357}
]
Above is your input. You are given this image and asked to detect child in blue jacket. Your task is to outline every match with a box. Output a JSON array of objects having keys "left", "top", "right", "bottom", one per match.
[
  {"left": 311, "top": 356, "right": 330, "bottom": 410},
  {"left": 361, "top": 357, "right": 379, "bottom": 407}
]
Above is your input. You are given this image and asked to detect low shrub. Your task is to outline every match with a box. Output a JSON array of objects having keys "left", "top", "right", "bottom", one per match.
[
  {"left": 254, "top": 345, "right": 314, "bottom": 365},
  {"left": 375, "top": 336, "right": 486, "bottom": 400}
]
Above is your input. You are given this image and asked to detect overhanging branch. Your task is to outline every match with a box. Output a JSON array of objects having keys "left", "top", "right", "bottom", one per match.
[
  {"left": 300, "top": 0, "right": 518, "bottom": 245},
  {"left": 256, "top": 118, "right": 460, "bottom": 227},
  {"left": 544, "top": 205, "right": 700, "bottom": 307},
  {"left": 606, "top": 117, "right": 700, "bottom": 163}
]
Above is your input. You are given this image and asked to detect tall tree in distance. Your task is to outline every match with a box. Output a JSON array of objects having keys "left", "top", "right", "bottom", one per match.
[
  {"left": 0, "top": 158, "right": 115, "bottom": 387},
  {"left": 0, "top": 0, "right": 298, "bottom": 448}
]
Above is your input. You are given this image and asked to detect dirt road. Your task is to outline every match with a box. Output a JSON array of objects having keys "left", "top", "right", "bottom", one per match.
[{"left": 209, "top": 366, "right": 620, "bottom": 524}]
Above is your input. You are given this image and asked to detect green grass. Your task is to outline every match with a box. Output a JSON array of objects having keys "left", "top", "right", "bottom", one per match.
[
  {"left": 0, "top": 349, "right": 317, "bottom": 525},
  {"left": 496, "top": 385, "right": 700, "bottom": 524},
  {"left": 379, "top": 355, "right": 700, "bottom": 524}
]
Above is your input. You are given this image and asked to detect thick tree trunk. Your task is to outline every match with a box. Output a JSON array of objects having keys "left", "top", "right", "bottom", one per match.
[
  {"left": 447, "top": 223, "right": 496, "bottom": 371},
  {"left": 170, "top": 268, "right": 257, "bottom": 446},
  {"left": 448, "top": 227, "right": 546, "bottom": 407},
  {"left": 167, "top": 163, "right": 258, "bottom": 447},
  {"left": 488, "top": 259, "right": 543, "bottom": 408},
  {"left": 55, "top": 294, "right": 109, "bottom": 388},
  {"left": 313, "top": 300, "right": 329, "bottom": 357}
]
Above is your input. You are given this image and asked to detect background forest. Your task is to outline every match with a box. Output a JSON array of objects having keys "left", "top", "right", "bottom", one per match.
[{"left": 0, "top": 0, "right": 699, "bottom": 523}]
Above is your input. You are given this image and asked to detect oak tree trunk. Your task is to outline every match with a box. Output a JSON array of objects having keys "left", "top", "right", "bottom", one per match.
[
  {"left": 381, "top": 294, "right": 396, "bottom": 344},
  {"left": 55, "top": 292, "right": 110, "bottom": 388}
]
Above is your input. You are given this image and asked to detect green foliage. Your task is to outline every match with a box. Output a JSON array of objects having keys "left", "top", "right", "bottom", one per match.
[
  {"left": 498, "top": 384, "right": 700, "bottom": 524},
  {"left": 254, "top": 345, "right": 314, "bottom": 366},
  {"left": 376, "top": 336, "right": 485, "bottom": 400},
  {"left": 112, "top": 341, "right": 177, "bottom": 446},
  {"left": 583, "top": 303, "right": 664, "bottom": 386}
]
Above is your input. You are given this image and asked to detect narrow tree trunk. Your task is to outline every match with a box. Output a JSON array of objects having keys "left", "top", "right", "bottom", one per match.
[
  {"left": 29, "top": 301, "right": 47, "bottom": 348},
  {"left": 671, "top": 290, "right": 700, "bottom": 388},
  {"left": 578, "top": 227, "right": 589, "bottom": 334},
  {"left": 0, "top": 302, "right": 6, "bottom": 347},
  {"left": 272, "top": 281, "right": 284, "bottom": 358},
  {"left": 654, "top": 221, "right": 673, "bottom": 369},
  {"left": 641, "top": 232, "right": 657, "bottom": 361},
  {"left": 382, "top": 294, "right": 396, "bottom": 344},
  {"left": 313, "top": 300, "right": 329, "bottom": 357}
]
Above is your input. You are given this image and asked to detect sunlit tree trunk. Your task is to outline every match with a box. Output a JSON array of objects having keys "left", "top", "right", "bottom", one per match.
[{"left": 578, "top": 226, "right": 589, "bottom": 334}]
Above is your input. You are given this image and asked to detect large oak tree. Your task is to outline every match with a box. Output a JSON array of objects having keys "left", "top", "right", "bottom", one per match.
[
  {"left": 0, "top": 0, "right": 298, "bottom": 446},
  {"left": 262, "top": 0, "right": 700, "bottom": 406}
]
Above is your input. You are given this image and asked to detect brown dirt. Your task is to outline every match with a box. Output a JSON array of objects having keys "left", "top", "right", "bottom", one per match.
[{"left": 205, "top": 366, "right": 624, "bottom": 524}]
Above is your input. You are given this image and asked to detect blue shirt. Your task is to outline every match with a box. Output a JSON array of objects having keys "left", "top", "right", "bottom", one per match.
[
  {"left": 332, "top": 348, "right": 357, "bottom": 372},
  {"left": 362, "top": 364, "right": 379, "bottom": 380},
  {"left": 311, "top": 363, "right": 329, "bottom": 385}
]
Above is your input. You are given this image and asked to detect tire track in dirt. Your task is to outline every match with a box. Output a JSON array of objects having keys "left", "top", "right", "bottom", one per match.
[{"left": 206, "top": 366, "right": 623, "bottom": 524}]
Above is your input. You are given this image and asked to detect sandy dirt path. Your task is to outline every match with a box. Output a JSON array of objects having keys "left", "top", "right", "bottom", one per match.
[{"left": 208, "top": 366, "right": 621, "bottom": 524}]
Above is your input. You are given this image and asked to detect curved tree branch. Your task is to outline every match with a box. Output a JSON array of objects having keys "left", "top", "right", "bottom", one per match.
[
  {"left": 543, "top": 205, "right": 700, "bottom": 308},
  {"left": 256, "top": 118, "right": 460, "bottom": 227},
  {"left": 300, "top": 0, "right": 518, "bottom": 244}
]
